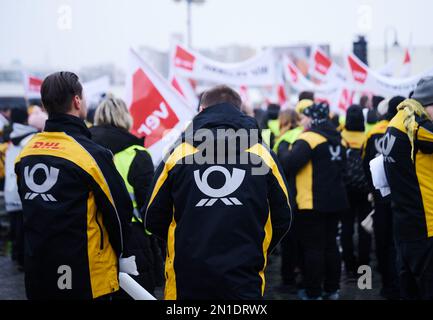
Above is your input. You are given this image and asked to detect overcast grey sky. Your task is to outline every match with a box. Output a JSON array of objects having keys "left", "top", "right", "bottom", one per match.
[{"left": 1, "top": 0, "right": 432, "bottom": 69}]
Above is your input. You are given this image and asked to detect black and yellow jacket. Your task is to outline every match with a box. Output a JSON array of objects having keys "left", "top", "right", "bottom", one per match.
[
  {"left": 14, "top": 114, "right": 133, "bottom": 299},
  {"left": 144, "top": 103, "right": 292, "bottom": 300},
  {"left": 341, "top": 128, "right": 365, "bottom": 150},
  {"left": 280, "top": 121, "right": 349, "bottom": 213},
  {"left": 362, "top": 120, "right": 390, "bottom": 202},
  {"left": 384, "top": 108, "right": 433, "bottom": 242}
]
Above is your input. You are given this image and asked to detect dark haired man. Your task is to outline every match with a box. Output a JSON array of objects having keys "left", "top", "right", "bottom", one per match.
[
  {"left": 15, "top": 71, "right": 133, "bottom": 299},
  {"left": 145, "top": 84, "right": 292, "bottom": 300}
]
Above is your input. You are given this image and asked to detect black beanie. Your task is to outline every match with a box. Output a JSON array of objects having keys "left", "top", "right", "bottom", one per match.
[
  {"left": 372, "top": 95, "right": 385, "bottom": 110},
  {"left": 386, "top": 96, "right": 406, "bottom": 120},
  {"left": 11, "top": 107, "right": 29, "bottom": 125},
  {"left": 303, "top": 102, "right": 329, "bottom": 126},
  {"left": 345, "top": 104, "right": 365, "bottom": 132},
  {"left": 267, "top": 103, "right": 280, "bottom": 120}
]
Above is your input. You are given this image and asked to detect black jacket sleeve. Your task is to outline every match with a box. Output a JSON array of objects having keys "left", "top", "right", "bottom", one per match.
[
  {"left": 143, "top": 160, "right": 174, "bottom": 241},
  {"left": 279, "top": 139, "right": 312, "bottom": 175},
  {"left": 267, "top": 150, "right": 292, "bottom": 253},
  {"left": 91, "top": 148, "right": 133, "bottom": 257},
  {"left": 127, "top": 149, "right": 154, "bottom": 212}
]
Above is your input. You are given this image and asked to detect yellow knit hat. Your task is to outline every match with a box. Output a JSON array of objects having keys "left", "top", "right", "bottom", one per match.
[{"left": 295, "top": 99, "right": 314, "bottom": 115}]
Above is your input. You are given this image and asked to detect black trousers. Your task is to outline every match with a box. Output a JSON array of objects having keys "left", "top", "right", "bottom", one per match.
[
  {"left": 341, "top": 191, "right": 371, "bottom": 272},
  {"left": 373, "top": 200, "right": 399, "bottom": 298},
  {"left": 114, "top": 223, "right": 158, "bottom": 300},
  {"left": 9, "top": 210, "right": 24, "bottom": 266},
  {"left": 297, "top": 210, "right": 341, "bottom": 298},
  {"left": 280, "top": 223, "right": 299, "bottom": 285},
  {"left": 397, "top": 237, "right": 433, "bottom": 300}
]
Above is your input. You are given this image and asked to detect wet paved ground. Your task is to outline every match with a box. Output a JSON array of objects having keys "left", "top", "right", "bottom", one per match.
[
  {"left": 0, "top": 255, "right": 26, "bottom": 300},
  {"left": 0, "top": 250, "right": 383, "bottom": 300},
  {"left": 263, "top": 253, "right": 383, "bottom": 300}
]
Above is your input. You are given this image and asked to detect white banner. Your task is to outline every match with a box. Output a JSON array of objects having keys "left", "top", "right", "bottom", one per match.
[
  {"left": 284, "top": 56, "right": 354, "bottom": 114},
  {"left": 377, "top": 59, "right": 397, "bottom": 77},
  {"left": 171, "top": 43, "right": 278, "bottom": 86},
  {"left": 346, "top": 53, "right": 433, "bottom": 97},
  {"left": 125, "top": 48, "right": 196, "bottom": 165},
  {"left": 83, "top": 76, "right": 110, "bottom": 106},
  {"left": 23, "top": 73, "right": 110, "bottom": 106}
]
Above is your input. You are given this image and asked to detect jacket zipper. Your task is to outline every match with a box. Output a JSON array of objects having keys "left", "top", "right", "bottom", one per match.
[{"left": 95, "top": 213, "right": 104, "bottom": 250}]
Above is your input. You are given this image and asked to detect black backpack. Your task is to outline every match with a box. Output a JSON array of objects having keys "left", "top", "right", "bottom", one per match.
[{"left": 343, "top": 147, "right": 369, "bottom": 193}]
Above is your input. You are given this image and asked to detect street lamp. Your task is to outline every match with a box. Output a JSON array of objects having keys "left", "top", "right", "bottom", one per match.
[
  {"left": 384, "top": 26, "right": 400, "bottom": 64},
  {"left": 173, "top": 0, "right": 206, "bottom": 48}
]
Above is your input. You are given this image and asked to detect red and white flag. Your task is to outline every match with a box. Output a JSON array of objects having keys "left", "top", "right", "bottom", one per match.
[
  {"left": 283, "top": 56, "right": 353, "bottom": 114},
  {"left": 400, "top": 48, "right": 412, "bottom": 77},
  {"left": 169, "top": 75, "right": 199, "bottom": 110},
  {"left": 23, "top": 73, "right": 43, "bottom": 100},
  {"left": 346, "top": 53, "right": 433, "bottom": 97},
  {"left": 125, "top": 49, "right": 196, "bottom": 164},
  {"left": 310, "top": 46, "right": 332, "bottom": 79},
  {"left": 309, "top": 46, "right": 347, "bottom": 84}
]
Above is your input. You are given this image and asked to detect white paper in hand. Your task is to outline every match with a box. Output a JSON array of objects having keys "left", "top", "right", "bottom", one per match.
[
  {"left": 119, "top": 255, "right": 139, "bottom": 276},
  {"left": 361, "top": 209, "right": 375, "bottom": 235},
  {"left": 369, "top": 155, "right": 391, "bottom": 197}
]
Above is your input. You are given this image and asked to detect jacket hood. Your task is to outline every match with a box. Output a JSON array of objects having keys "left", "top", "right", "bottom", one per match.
[
  {"left": 310, "top": 121, "right": 342, "bottom": 146},
  {"left": 90, "top": 124, "right": 144, "bottom": 154},
  {"left": 190, "top": 103, "right": 260, "bottom": 132},
  {"left": 177, "top": 103, "right": 262, "bottom": 159},
  {"left": 10, "top": 123, "right": 37, "bottom": 146}
]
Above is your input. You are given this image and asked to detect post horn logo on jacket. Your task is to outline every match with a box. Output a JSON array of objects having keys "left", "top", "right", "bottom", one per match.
[{"left": 144, "top": 103, "right": 292, "bottom": 300}]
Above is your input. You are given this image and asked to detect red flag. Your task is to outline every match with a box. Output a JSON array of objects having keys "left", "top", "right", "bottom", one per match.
[
  {"left": 174, "top": 45, "right": 196, "bottom": 71},
  {"left": 403, "top": 49, "right": 411, "bottom": 64},
  {"left": 130, "top": 69, "right": 180, "bottom": 148},
  {"left": 126, "top": 49, "right": 195, "bottom": 163},
  {"left": 348, "top": 55, "right": 368, "bottom": 84},
  {"left": 277, "top": 84, "right": 287, "bottom": 106},
  {"left": 23, "top": 73, "right": 43, "bottom": 99},
  {"left": 313, "top": 49, "right": 332, "bottom": 76},
  {"left": 400, "top": 48, "right": 412, "bottom": 77}
]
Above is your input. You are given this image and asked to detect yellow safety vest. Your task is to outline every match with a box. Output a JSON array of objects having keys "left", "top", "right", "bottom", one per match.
[
  {"left": 273, "top": 126, "right": 304, "bottom": 153},
  {"left": 113, "top": 145, "right": 148, "bottom": 223},
  {"left": 262, "top": 129, "right": 272, "bottom": 147},
  {"left": 267, "top": 119, "right": 280, "bottom": 137}
]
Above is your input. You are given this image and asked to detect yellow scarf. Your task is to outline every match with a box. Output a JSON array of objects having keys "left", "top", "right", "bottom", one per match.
[{"left": 397, "top": 99, "right": 432, "bottom": 161}]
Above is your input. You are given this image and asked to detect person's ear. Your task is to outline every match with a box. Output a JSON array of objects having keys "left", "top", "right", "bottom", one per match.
[
  {"left": 199, "top": 105, "right": 204, "bottom": 113},
  {"left": 72, "top": 95, "right": 81, "bottom": 111}
]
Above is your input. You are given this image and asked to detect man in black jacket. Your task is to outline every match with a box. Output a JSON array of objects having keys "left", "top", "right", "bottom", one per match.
[
  {"left": 280, "top": 102, "right": 349, "bottom": 300},
  {"left": 145, "top": 85, "right": 292, "bottom": 300},
  {"left": 15, "top": 72, "right": 133, "bottom": 299}
]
